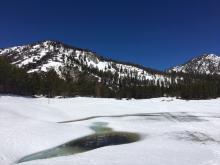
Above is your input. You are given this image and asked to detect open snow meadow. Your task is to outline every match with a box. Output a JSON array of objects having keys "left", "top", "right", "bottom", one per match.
[{"left": 0, "top": 96, "right": 220, "bottom": 165}]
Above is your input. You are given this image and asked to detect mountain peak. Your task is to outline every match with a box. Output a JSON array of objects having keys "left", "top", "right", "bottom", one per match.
[
  {"left": 31, "top": 40, "right": 66, "bottom": 46},
  {"left": 0, "top": 40, "right": 170, "bottom": 85},
  {"left": 201, "top": 53, "right": 220, "bottom": 60},
  {"left": 168, "top": 53, "right": 220, "bottom": 75}
]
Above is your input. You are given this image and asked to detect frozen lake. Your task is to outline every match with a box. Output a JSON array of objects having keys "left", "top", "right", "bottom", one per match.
[{"left": 0, "top": 96, "right": 220, "bottom": 165}]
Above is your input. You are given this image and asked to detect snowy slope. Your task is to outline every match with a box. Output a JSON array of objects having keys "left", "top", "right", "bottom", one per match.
[
  {"left": 168, "top": 54, "right": 220, "bottom": 75},
  {"left": 0, "top": 40, "right": 171, "bottom": 85},
  {"left": 0, "top": 96, "right": 220, "bottom": 165}
]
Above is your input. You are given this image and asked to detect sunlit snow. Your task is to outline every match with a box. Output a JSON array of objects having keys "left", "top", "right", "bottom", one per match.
[{"left": 0, "top": 96, "right": 220, "bottom": 165}]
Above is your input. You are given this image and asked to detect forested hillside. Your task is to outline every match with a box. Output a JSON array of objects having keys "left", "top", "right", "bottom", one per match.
[{"left": 1, "top": 57, "right": 220, "bottom": 99}]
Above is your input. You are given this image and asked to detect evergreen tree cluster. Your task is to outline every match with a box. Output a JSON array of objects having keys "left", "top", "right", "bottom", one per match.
[
  {"left": 167, "top": 72, "right": 220, "bottom": 99},
  {"left": 0, "top": 57, "right": 220, "bottom": 99}
]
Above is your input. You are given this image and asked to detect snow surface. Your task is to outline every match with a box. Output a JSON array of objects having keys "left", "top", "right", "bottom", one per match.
[{"left": 0, "top": 96, "right": 220, "bottom": 165}]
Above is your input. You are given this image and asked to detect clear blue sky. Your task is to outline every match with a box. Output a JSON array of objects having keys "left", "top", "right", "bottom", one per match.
[{"left": 0, "top": 0, "right": 220, "bottom": 70}]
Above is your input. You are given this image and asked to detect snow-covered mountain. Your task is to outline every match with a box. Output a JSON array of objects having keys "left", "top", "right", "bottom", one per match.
[
  {"left": 168, "top": 54, "right": 220, "bottom": 75},
  {"left": 0, "top": 40, "right": 171, "bottom": 85}
]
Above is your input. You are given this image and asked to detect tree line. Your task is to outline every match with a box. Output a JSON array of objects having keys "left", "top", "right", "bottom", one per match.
[{"left": 0, "top": 57, "right": 220, "bottom": 99}]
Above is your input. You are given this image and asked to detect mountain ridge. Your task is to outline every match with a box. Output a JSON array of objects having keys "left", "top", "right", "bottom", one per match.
[
  {"left": 0, "top": 40, "right": 164, "bottom": 74},
  {"left": 0, "top": 40, "right": 171, "bottom": 86},
  {"left": 1, "top": 40, "right": 220, "bottom": 99},
  {"left": 0, "top": 40, "right": 220, "bottom": 75},
  {"left": 168, "top": 54, "right": 220, "bottom": 75}
]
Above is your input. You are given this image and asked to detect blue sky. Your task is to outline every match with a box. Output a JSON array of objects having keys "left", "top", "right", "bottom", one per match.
[{"left": 0, "top": 0, "right": 220, "bottom": 70}]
